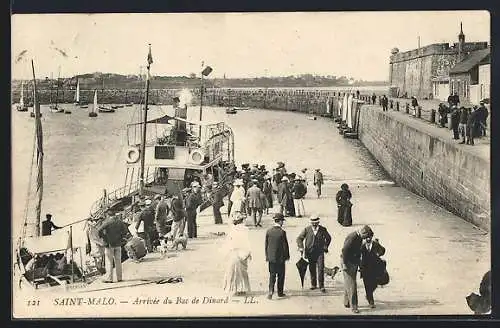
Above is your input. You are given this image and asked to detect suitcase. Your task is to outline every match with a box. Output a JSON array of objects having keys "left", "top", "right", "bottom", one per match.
[{"left": 124, "top": 236, "right": 147, "bottom": 261}]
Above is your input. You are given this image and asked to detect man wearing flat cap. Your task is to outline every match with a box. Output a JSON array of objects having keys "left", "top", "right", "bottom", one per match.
[
  {"left": 296, "top": 215, "right": 332, "bottom": 293},
  {"left": 341, "top": 225, "right": 374, "bottom": 313},
  {"left": 265, "top": 213, "right": 290, "bottom": 299},
  {"left": 42, "top": 213, "right": 62, "bottom": 236}
]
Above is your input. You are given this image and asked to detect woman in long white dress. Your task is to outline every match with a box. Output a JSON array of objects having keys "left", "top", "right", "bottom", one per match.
[
  {"left": 229, "top": 179, "right": 245, "bottom": 219},
  {"left": 222, "top": 215, "right": 252, "bottom": 296}
]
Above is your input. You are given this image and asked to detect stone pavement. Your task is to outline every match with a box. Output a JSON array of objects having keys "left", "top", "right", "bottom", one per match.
[{"left": 16, "top": 182, "right": 489, "bottom": 318}]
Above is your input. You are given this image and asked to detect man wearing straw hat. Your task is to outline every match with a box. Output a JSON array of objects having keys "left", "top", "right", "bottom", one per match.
[
  {"left": 296, "top": 215, "right": 332, "bottom": 293},
  {"left": 265, "top": 213, "right": 290, "bottom": 299}
]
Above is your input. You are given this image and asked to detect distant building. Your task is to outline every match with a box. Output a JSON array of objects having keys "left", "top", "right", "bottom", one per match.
[
  {"left": 389, "top": 23, "right": 488, "bottom": 100},
  {"left": 448, "top": 47, "right": 490, "bottom": 105}
]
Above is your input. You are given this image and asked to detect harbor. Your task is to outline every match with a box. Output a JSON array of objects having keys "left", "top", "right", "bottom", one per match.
[
  {"left": 11, "top": 11, "right": 491, "bottom": 319},
  {"left": 12, "top": 102, "right": 489, "bottom": 317}
]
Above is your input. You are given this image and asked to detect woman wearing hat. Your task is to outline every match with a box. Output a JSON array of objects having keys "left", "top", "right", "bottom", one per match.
[
  {"left": 262, "top": 175, "right": 274, "bottom": 215},
  {"left": 222, "top": 215, "right": 252, "bottom": 296},
  {"left": 229, "top": 179, "right": 246, "bottom": 221},
  {"left": 336, "top": 183, "right": 353, "bottom": 226}
]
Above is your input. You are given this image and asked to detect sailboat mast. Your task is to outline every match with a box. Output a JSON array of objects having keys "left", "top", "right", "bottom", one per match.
[
  {"left": 31, "top": 59, "right": 43, "bottom": 237},
  {"left": 55, "top": 66, "right": 60, "bottom": 107},
  {"left": 75, "top": 77, "right": 80, "bottom": 103},
  {"left": 139, "top": 44, "right": 153, "bottom": 196},
  {"left": 20, "top": 82, "right": 24, "bottom": 107}
]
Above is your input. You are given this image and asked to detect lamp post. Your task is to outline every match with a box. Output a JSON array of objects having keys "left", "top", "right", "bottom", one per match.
[{"left": 199, "top": 62, "right": 213, "bottom": 136}]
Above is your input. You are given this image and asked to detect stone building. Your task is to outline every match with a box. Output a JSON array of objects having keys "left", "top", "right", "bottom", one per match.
[
  {"left": 449, "top": 47, "right": 490, "bottom": 105},
  {"left": 389, "top": 23, "right": 488, "bottom": 100}
]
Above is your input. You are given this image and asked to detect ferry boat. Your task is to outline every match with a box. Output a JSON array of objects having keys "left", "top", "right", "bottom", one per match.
[{"left": 88, "top": 45, "right": 236, "bottom": 229}]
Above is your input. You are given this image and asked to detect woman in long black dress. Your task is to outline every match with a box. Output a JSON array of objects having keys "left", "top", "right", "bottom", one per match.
[
  {"left": 336, "top": 183, "right": 352, "bottom": 226},
  {"left": 285, "top": 175, "right": 296, "bottom": 217}
]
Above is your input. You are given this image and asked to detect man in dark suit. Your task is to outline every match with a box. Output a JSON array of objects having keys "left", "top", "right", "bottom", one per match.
[
  {"left": 360, "top": 236, "right": 386, "bottom": 308},
  {"left": 265, "top": 213, "right": 290, "bottom": 299},
  {"left": 341, "top": 225, "right": 373, "bottom": 313},
  {"left": 296, "top": 215, "right": 332, "bottom": 293}
]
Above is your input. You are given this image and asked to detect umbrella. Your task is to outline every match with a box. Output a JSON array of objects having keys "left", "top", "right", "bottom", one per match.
[{"left": 296, "top": 256, "right": 309, "bottom": 288}]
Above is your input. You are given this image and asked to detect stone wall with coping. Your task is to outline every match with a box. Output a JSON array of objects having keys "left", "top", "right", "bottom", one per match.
[{"left": 357, "top": 104, "right": 490, "bottom": 231}]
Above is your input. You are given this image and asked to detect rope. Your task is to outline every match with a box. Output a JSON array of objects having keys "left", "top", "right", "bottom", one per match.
[{"left": 59, "top": 217, "right": 90, "bottom": 229}]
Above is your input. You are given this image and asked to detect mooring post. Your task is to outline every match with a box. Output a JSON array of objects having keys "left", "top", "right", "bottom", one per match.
[{"left": 430, "top": 109, "right": 436, "bottom": 123}]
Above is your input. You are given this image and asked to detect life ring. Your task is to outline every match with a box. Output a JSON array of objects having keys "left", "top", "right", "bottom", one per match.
[
  {"left": 189, "top": 149, "right": 205, "bottom": 165},
  {"left": 126, "top": 147, "right": 140, "bottom": 163}
]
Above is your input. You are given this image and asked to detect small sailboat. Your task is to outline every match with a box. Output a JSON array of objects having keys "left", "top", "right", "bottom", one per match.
[
  {"left": 89, "top": 90, "right": 98, "bottom": 117},
  {"left": 73, "top": 78, "right": 80, "bottom": 105},
  {"left": 73, "top": 78, "right": 89, "bottom": 108},
  {"left": 49, "top": 72, "right": 64, "bottom": 113},
  {"left": 16, "top": 82, "right": 29, "bottom": 112}
]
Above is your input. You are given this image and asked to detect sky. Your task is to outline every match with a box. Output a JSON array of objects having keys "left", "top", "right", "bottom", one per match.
[{"left": 11, "top": 11, "right": 490, "bottom": 81}]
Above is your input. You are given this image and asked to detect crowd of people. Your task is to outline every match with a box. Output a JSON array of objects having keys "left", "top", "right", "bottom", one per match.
[
  {"left": 225, "top": 162, "right": 329, "bottom": 225},
  {"left": 223, "top": 210, "right": 388, "bottom": 313},
  {"left": 81, "top": 159, "right": 384, "bottom": 313},
  {"left": 439, "top": 94, "right": 490, "bottom": 146}
]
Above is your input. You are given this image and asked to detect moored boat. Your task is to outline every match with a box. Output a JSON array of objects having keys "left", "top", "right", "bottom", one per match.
[
  {"left": 89, "top": 90, "right": 98, "bottom": 117},
  {"left": 16, "top": 82, "right": 29, "bottom": 112},
  {"left": 98, "top": 106, "right": 116, "bottom": 113},
  {"left": 226, "top": 107, "right": 237, "bottom": 114},
  {"left": 15, "top": 60, "right": 87, "bottom": 292},
  {"left": 87, "top": 45, "right": 236, "bottom": 225}
]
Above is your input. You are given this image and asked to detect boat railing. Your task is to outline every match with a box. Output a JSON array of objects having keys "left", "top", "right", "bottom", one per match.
[{"left": 89, "top": 171, "right": 156, "bottom": 217}]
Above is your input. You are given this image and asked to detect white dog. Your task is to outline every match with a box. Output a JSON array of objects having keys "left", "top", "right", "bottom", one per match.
[{"left": 156, "top": 235, "right": 169, "bottom": 257}]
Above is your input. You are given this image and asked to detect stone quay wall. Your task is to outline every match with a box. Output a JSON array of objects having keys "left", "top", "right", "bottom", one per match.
[
  {"left": 12, "top": 87, "right": 386, "bottom": 113},
  {"left": 357, "top": 105, "right": 490, "bottom": 231}
]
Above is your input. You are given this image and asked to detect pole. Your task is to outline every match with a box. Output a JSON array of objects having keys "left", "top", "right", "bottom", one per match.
[
  {"left": 70, "top": 226, "right": 74, "bottom": 283},
  {"left": 199, "top": 61, "right": 204, "bottom": 137},
  {"left": 31, "top": 60, "right": 43, "bottom": 237},
  {"left": 139, "top": 45, "right": 152, "bottom": 196}
]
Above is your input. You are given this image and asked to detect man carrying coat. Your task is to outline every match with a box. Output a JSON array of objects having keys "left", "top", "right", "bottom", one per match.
[
  {"left": 265, "top": 213, "right": 290, "bottom": 299},
  {"left": 341, "top": 225, "right": 374, "bottom": 313},
  {"left": 296, "top": 215, "right": 332, "bottom": 293}
]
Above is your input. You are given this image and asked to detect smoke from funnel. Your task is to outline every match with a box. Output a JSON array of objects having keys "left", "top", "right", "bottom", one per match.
[{"left": 178, "top": 89, "right": 193, "bottom": 107}]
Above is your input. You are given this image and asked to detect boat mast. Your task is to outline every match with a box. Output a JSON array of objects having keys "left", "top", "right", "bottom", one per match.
[
  {"left": 20, "top": 82, "right": 24, "bottom": 108},
  {"left": 49, "top": 72, "right": 53, "bottom": 104},
  {"left": 139, "top": 44, "right": 153, "bottom": 196},
  {"left": 32, "top": 59, "right": 43, "bottom": 237},
  {"left": 55, "top": 66, "right": 60, "bottom": 107},
  {"left": 75, "top": 77, "right": 80, "bottom": 103}
]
